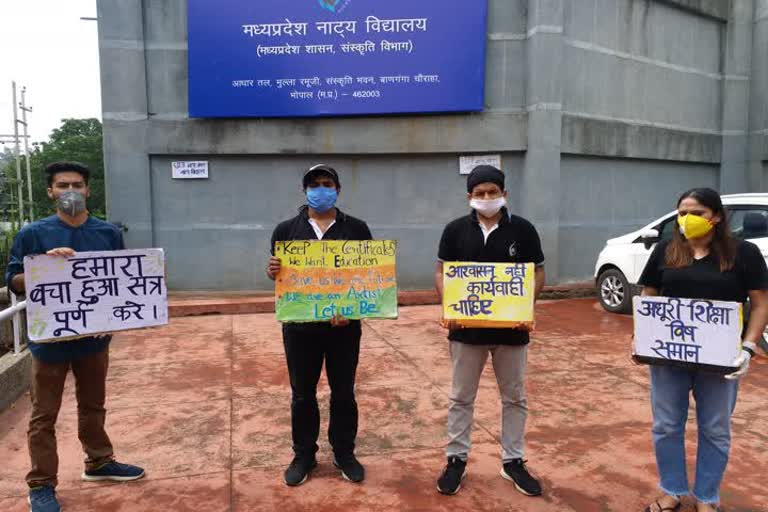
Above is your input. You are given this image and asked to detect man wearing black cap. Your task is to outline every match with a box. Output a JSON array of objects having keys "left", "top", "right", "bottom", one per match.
[
  {"left": 435, "top": 165, "right": 546, "bottom": 497},
  {"left": 267, "top": 164, "right": 372, "bottom": 487}
]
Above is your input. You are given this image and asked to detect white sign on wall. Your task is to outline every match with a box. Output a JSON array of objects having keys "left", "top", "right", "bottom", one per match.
[
  {"left": 633, "top": 296, "right": 742, "bottom": 371},
  {"left": 459, "top": 154, "right": 502, "bottom": 175},
  {"left": 172, "top": 161, "right": 209, "bottom": 179},
  {"left": 24, "top": 249, "right": 169, "bottom": 342}
]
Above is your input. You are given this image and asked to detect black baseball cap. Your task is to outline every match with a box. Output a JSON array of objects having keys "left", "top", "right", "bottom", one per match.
[{"left": 303, "top": 164, "right": 340, "bottom": 189}]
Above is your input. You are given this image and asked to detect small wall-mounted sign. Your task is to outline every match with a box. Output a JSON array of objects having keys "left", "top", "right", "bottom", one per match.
[
  {"left": 459, "top": 154, "right": 501, "bottom": 175},
  {"left": 172, "top": 161, "right": 209, "bottom": 179}
]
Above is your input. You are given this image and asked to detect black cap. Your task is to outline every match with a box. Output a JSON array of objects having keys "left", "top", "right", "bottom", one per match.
[
  {"left": 467, "top": 165, "right": 504, "bottom": 193},
  {"left": 303, "top": 164, "right": 340, "bottom": 189}
]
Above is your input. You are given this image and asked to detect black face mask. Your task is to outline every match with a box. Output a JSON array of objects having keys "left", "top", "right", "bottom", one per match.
[{"left": 56, "top": 190, "right": 87, "bottom": 216}]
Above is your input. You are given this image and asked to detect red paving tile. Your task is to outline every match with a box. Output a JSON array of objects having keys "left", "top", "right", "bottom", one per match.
[{"left": 1, "top": 299, "right": 766, "bottom": 511}]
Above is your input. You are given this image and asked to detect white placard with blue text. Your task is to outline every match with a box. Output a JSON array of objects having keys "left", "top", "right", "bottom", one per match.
[
  {"left": 633, "top": 296, "right": 742, "bottom": 369},
  {"left": 23, "top": 249, "right": 169, "bottom": 342}
]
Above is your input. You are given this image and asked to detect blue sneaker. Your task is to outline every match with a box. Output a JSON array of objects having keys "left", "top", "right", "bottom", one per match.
[
  {"left": 82, "top": 461, "right": 145, "bottom": 482},
  {"left": 28, "top": 486, "right": 61, "bottom": 512}
]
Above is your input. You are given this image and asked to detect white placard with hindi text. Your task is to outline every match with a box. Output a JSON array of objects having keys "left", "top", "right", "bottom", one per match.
[
  {"left": 459, "top": 154, "right": 501, "bottom": 175},
  {"left": 633, "top": 296, "right": 742, "bottom": 370},
  {"left": 172, "top": 161, "right": 209, "bottom": 179},
  {"left": 23, "top": 249, "right": 169, "bottom": 342}
]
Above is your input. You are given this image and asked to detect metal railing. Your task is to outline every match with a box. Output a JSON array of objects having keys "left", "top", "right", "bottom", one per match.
[{"left": 0, "top": 295, "right": 27, "bottom": 355}]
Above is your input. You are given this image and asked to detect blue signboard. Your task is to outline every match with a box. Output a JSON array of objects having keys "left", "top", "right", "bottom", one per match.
[{"left": 187, "top": 0, "right": 488, "bottom": 118}]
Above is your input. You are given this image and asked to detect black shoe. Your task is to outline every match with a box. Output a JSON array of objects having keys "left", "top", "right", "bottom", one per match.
[
  {"left": 437, "top": 456, "right": 467, "bottom": 495},
  {"left": 333, "top": 454, "right": 365, "bottom": 483},
  {"left": 501, "top": 459, "right": 542, "bottom": 496},
  {"left": 283, "top": 457, "right": 317, "bottom": 487}
]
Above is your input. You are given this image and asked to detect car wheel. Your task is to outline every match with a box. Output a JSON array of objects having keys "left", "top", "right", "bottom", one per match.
[{"left": 598, "top": 268, "right": 632, "bottom": 314}]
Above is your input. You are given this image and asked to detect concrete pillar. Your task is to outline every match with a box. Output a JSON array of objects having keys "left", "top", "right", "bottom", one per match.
[
  {"left": 96, "top": 0, "right": 154, "bottom": 247},
  {"left": 748, "top": 0, "right": 768, "bottom": 190},
  {"left": 520, "top": 0, "right": 564, "bottom": 281},
  {"left": 720, "top": 0, "right": 754, "bottom": 193}
]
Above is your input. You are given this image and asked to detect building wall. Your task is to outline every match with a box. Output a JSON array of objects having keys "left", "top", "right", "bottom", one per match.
[
  {"left": 150, "top": 154, "right": 523, "bottom": 290},
  {"left": 97, "top": 0, "right": 767, "bottom": 290},
  {"left": 563, "top": 0, "right": 723, "bottom": 134},
  {"left": 558, "top": 156, "right": 719, "bottom": 282},
  {"left": 751, "top": 0, "right": 768, "bottom": 188}
]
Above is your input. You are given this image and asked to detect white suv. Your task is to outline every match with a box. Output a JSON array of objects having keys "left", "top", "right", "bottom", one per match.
[{"left": 594, "top": 193, "right": 768, "bottom": 313}]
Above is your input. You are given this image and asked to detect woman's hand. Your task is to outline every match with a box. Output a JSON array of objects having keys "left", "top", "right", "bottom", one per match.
[{"left": 725, "top": 341, "right": 756, "bottom": 380}]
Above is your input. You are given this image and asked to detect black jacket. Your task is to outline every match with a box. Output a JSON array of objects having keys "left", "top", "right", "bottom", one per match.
[{"left": 271, "top": 206, "right": 372, "bottom": 250}]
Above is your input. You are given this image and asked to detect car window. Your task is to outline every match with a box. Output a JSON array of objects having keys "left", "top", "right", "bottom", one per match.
[
  {"left": 728, "top": 207, "right": 768, "bottom": 240},
  {"left": 657, "top": 216, "right": 677, "bottom": 240}
]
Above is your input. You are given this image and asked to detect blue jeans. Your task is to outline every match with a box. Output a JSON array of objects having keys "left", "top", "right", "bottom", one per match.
[{"left": 650, "top": 365, "right": 738, "bottom": 504}]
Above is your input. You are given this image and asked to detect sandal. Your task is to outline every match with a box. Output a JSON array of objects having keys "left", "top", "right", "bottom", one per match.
[{"left": 644, "top": 498, "right": 682, "bottom": 512}]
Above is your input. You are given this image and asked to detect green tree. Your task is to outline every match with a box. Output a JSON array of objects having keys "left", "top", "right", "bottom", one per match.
[
  {"left": 1, "top": 146, "right": 22, "bottom": 227},
  {"left": 2, "top": 118, "right": 106, "bottom": 222}
]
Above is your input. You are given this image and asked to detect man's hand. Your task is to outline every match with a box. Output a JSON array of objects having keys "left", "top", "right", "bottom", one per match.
[
  {"left": 10, "top": 273, "right": 25, "bottom": 294},
  {"left": 440, "top": 316, "right": 461, "bottom": 330},
  {"left": 267, "top": 256, "right": 282, "bottom": 280},
  {"left": 725, "top": 342, "right": 756, "bottom": 380},
  {"left": 46, "top": 247, "right": 76, "bottom": 258},
  {"left": 330, "top": 314, "right": 350, "bottom": 328}
]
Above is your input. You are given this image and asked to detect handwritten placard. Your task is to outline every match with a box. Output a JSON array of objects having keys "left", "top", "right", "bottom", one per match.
[
  {"left": 274, "top": 240, "right": 398, "bottom": 322},
  {"left": 23, "top": 249, "right": 169, "bottom": 342},
  {"left": 633, "top": 296, "right": 742, "bottom": 372},
  {"left": 443, "top": 262, "right": 534, "bottom": 329}
]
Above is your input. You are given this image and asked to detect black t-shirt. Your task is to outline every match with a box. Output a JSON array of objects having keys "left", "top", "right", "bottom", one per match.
[
  {"left": 638, "top": 239, "right": 768, "bottom": 303},
  {"left": 438, "top": 208, "right": 545, "bottom": 346}
]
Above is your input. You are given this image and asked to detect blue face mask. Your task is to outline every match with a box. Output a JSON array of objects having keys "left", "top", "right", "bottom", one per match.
[{"left": 306, "top": 187, "right": 338, "bottom": 213}]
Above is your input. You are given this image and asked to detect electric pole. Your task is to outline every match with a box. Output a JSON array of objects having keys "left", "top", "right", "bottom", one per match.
[
  {"left": 19, "top": 86, "right": 34, "bottom": 221},
  {"left": 11, "top": 82, "right": 23, "bottom": 226}
]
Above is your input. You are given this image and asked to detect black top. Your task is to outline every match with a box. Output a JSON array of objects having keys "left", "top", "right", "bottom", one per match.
[
  {"left": 638, "top": 239, "right": 768, "bottom": 303},
  {"left": 438, "top": 208, "right": 545, "bottom": 346},
  {"left": 271, "top": 206, "right": 373, "bottom": 330}
]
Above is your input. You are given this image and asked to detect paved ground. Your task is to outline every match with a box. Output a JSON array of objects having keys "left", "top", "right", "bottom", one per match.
[{"left": 0, "top": 299, "right": 765, "bottom": 511}]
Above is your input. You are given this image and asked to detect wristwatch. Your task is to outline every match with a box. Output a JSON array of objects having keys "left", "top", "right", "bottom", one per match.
[{"left": 742, "top": 341, "right": 757, "bottom": 358}]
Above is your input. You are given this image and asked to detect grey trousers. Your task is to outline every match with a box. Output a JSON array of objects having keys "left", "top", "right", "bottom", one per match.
[{"left": 446, "top": 341, "right": 528, "bottom": 462}]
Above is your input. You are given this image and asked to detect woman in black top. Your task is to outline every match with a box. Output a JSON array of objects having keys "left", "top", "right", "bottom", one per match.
[{"left": 636, "top": 188, "right": 768, "bottom": 512}]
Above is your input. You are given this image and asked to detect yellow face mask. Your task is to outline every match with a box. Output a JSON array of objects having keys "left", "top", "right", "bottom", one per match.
[{"left": 677, "top": 213, "right": 714, "bottom": 239}]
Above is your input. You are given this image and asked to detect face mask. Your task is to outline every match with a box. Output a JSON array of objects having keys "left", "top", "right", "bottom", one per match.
[
  {"left": 306, "top": 187, "right": 338, "bottom": 213},
  {"left": 678, "top": 213, "right": 714, "bottom": 239},
  {"left": 56, "top": 190, "right": 87, "bottom": 216},
  {"left": 470, "top": 197, "right": 506, "bottom": 218}
]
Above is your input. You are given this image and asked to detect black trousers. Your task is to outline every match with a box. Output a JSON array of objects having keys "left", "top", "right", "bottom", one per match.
[{"left": 283, "top": 321, "right": 361, "bottom": 460}]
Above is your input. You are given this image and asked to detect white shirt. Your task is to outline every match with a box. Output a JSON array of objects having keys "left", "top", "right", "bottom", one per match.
[
  {"left": 308, "top": 218, "right": 336, "bottom": 240},
  {"left": 479, "top": 222, "right": 499, "bottom": 244}
]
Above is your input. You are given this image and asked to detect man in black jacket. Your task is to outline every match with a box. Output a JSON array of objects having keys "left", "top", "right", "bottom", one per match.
[{"left": 267, "top": 164, "right": 372, "bottom": 486}]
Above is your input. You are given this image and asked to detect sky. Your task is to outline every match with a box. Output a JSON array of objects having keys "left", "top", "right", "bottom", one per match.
[{"left": 0, "top": 0, "right": 101, "bottom": 147}]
